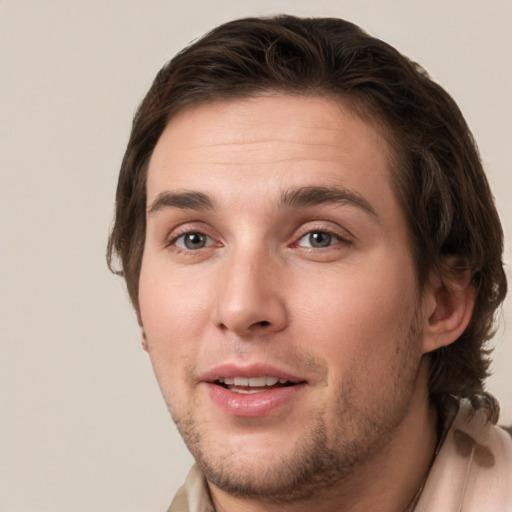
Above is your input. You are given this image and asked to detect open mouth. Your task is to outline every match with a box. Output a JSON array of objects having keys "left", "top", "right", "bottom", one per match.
[{"left": 214, "top": 376, "right": 296, "bottom": 394}]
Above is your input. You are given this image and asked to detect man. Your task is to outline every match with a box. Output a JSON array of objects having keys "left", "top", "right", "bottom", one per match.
[{"left": 107, "top": 15, "right": 512, "bottom": 511}]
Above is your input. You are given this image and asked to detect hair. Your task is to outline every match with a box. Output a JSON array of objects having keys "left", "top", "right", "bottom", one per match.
[{"left": 107, "top": 15, "right": 507, "bottom": 418}]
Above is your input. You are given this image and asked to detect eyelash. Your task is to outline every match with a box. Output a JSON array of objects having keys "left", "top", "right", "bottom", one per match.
[
  {"left": 297, "top": 220, "right": 355, "bottom": 249},
  {"left": 166, "top": 225, "right": 352, "bottom": 254},
  {"left": 295, "top": 229, "right": 350, "bottom": 249},
  {"left": 167, "top": 229, "right": 216, "bottom": 253}
]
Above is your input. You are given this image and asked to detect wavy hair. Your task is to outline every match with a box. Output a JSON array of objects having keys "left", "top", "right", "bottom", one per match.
[{"left": 107, "top": 15, "right": 507, "bottom": 418}]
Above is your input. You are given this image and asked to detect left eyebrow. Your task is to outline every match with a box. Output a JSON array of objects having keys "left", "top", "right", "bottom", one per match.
[{"left": 279, "top": 186, "right": 377, "bottom": 217}]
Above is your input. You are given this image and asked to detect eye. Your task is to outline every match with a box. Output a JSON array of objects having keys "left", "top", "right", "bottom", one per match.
[
  {"left": 174, "top": 231, "right": 213, "bottom": 250},
  {"left": 297, "top": 231, "right": 342, "bottom": 248}
]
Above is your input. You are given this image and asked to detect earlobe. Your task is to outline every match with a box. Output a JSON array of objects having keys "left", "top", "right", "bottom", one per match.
[
  {"left": 136, "top": 310, "right": 149, "bottom": 352},
  {"left": 140, "top": 326, "right": 149, "bottom": 352},
  {"left": 422, "top": 271, "right": 475, "bottom": 354}
]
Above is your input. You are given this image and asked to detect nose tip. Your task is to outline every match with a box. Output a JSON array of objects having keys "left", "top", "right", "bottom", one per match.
[
  {"left": 214, "top": 257, "right": 287, "bottom": 337},
  {"left": 216, "top": 294, "right": 287, "bottom": 335},
  {"left": 218, "top": 313, "right": 278, "bottom": 336}
]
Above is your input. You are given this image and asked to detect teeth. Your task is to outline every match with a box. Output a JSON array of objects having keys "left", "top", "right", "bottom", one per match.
[
  {"left": 230, "top": 388, "right": 265, "bottom": 394},
  {"left": 218, "top": 376, "right": 289, "bottom": 387}
]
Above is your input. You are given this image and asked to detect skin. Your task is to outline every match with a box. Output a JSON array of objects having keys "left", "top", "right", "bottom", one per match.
[{"left": 138, "top": 95, "right": 474, "bottom": 512}]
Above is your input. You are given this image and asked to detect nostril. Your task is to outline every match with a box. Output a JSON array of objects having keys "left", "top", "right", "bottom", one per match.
[{"left": 258, "top": 321, "right": 270, "bottom": 327}]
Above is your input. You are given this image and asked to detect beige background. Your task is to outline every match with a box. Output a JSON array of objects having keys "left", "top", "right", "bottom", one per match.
[{"left": 1, "top": 1, "right": 511, "bottom": 510}]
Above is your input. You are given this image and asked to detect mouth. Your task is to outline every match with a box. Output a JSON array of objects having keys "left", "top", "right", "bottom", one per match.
[
  {"left": 206, "top": 376, "right": 305, "bottom": 417},
  {"left": 214, "top": 376, "right": 296, "bottom": 394},
  {"left": 200, "top": 364, "right": 307, "bottom": 416}
]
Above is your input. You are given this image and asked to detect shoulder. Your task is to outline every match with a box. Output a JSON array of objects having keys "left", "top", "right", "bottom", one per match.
[
  {"left": 456, "top": 412, "right": 512, "bottom": 512},
  {"left": 167, "top": 465, "right": 214, "bottom": 512},
  {"left": 417, "top": 398, "right": 512, "bottom": 512}
]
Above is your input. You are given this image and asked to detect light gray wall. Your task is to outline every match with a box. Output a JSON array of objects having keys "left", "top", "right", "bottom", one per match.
[{"left": 2, "top": 1, "right": 511, "bottom": 510}]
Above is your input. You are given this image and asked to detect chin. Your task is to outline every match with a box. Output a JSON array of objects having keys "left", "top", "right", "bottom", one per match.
[
  {"left": 200, "top": 436, "right": 336, "bottom": 501},
  {"left": 178, "top": 414, "right": 358, "bottom": 503}
]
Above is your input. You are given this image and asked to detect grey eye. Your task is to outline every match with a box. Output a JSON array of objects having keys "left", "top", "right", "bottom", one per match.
[
  {"left": 310, "top": 232, "right": 332, "bottom": 248},
  {"left": 298, "top": 231, "right": 336, "bottom": 248},
  {"left": 176, "top": 232, "right": 210, "bottom": 250}
]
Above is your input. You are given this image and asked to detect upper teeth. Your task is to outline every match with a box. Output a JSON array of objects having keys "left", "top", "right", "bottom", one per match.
[{"left": 218, "top": 377, "right": 289, "bottom": 386}]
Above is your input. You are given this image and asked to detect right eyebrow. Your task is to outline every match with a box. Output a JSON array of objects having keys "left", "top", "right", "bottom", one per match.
[{"left": 147, "top": 191, "right": 214, "bottom": 216}]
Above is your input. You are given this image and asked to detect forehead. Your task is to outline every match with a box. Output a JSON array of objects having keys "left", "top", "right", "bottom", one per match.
[
  {"left": 147, "top": 94, "right": 396, "bottom": 200},
  {"left": 144, "top": 95, "right": 411, "bottom": 246}
]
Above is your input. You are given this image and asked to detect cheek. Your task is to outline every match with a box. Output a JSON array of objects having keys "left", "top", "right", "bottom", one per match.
[
  {"left": 139, "top": 261, "right": 211, "bottom": 340},
  {"left": 138, "top": 276, "right": 200, "bottom": 414},
  {"left": 138, "top": 264, "right": 214, "bottom": 396},
  {"left": 293, "top": 256, "right": 419, "bottom": 368}
]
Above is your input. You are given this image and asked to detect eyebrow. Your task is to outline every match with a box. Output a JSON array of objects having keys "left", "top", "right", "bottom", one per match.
[
  {"left": 147, "top": 190, "right": 214, "bottom": 216},
  {"left": 147, "top": 185, "right": 377, "bottom": 217},
  {"left": 279, "top": 186, "right": 377, "bottom": 217}
]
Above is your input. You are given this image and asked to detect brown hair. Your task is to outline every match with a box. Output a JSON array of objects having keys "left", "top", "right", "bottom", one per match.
[{"left": 107, "top": 15, "right": 507, "bottom": 415}]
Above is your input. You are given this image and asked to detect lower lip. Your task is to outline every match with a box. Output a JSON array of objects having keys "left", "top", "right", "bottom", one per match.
[{"left": 204, "top": 383, "right": 306, "bottom": 417}]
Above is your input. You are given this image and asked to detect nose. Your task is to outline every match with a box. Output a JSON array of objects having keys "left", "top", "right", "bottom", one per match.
[{"left": 213, "top": 249, "right": 288, "bottom": 337}]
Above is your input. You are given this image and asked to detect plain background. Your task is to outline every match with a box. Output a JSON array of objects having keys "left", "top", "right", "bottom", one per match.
[{"left": 1, "top": 1, "right": 511, "bottom": 511}]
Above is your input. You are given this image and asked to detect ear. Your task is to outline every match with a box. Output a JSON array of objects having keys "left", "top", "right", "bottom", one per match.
[
  {"left": 140, "top": 326, "right": 149, "bottom": 352},
  {"left": 421, "top": 267, "right": 475, "bottom": 355},
  {"left": 136, "top": 309, "right": 149, "bottom": 352}
]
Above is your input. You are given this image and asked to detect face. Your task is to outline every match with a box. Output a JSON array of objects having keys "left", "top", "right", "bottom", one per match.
[{"left": 139, "top": 95, "right": 430, "bottom": 501}]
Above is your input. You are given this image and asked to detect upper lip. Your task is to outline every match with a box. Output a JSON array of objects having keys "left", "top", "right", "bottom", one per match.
[{"left": 199, "top": 363, "right": 305, "bottom": 384}]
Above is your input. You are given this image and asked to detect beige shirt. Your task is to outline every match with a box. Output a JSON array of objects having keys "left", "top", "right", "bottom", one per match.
[{"left": 168, "top": 400, "right": 512, "bottom": 512}]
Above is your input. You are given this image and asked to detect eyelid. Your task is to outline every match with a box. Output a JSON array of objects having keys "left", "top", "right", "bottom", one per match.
[
  {"left": 292, "top": 222, "right": 354, "bottom": 247},
  {"left": 165, "top": 223, "right": 221, "bottom": 251},
  {"left": 173, "top": 232, "right": 214, "bottom": 250},
  {"left": 296, "top": 231, "right": 343, "bottom": 248}
]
